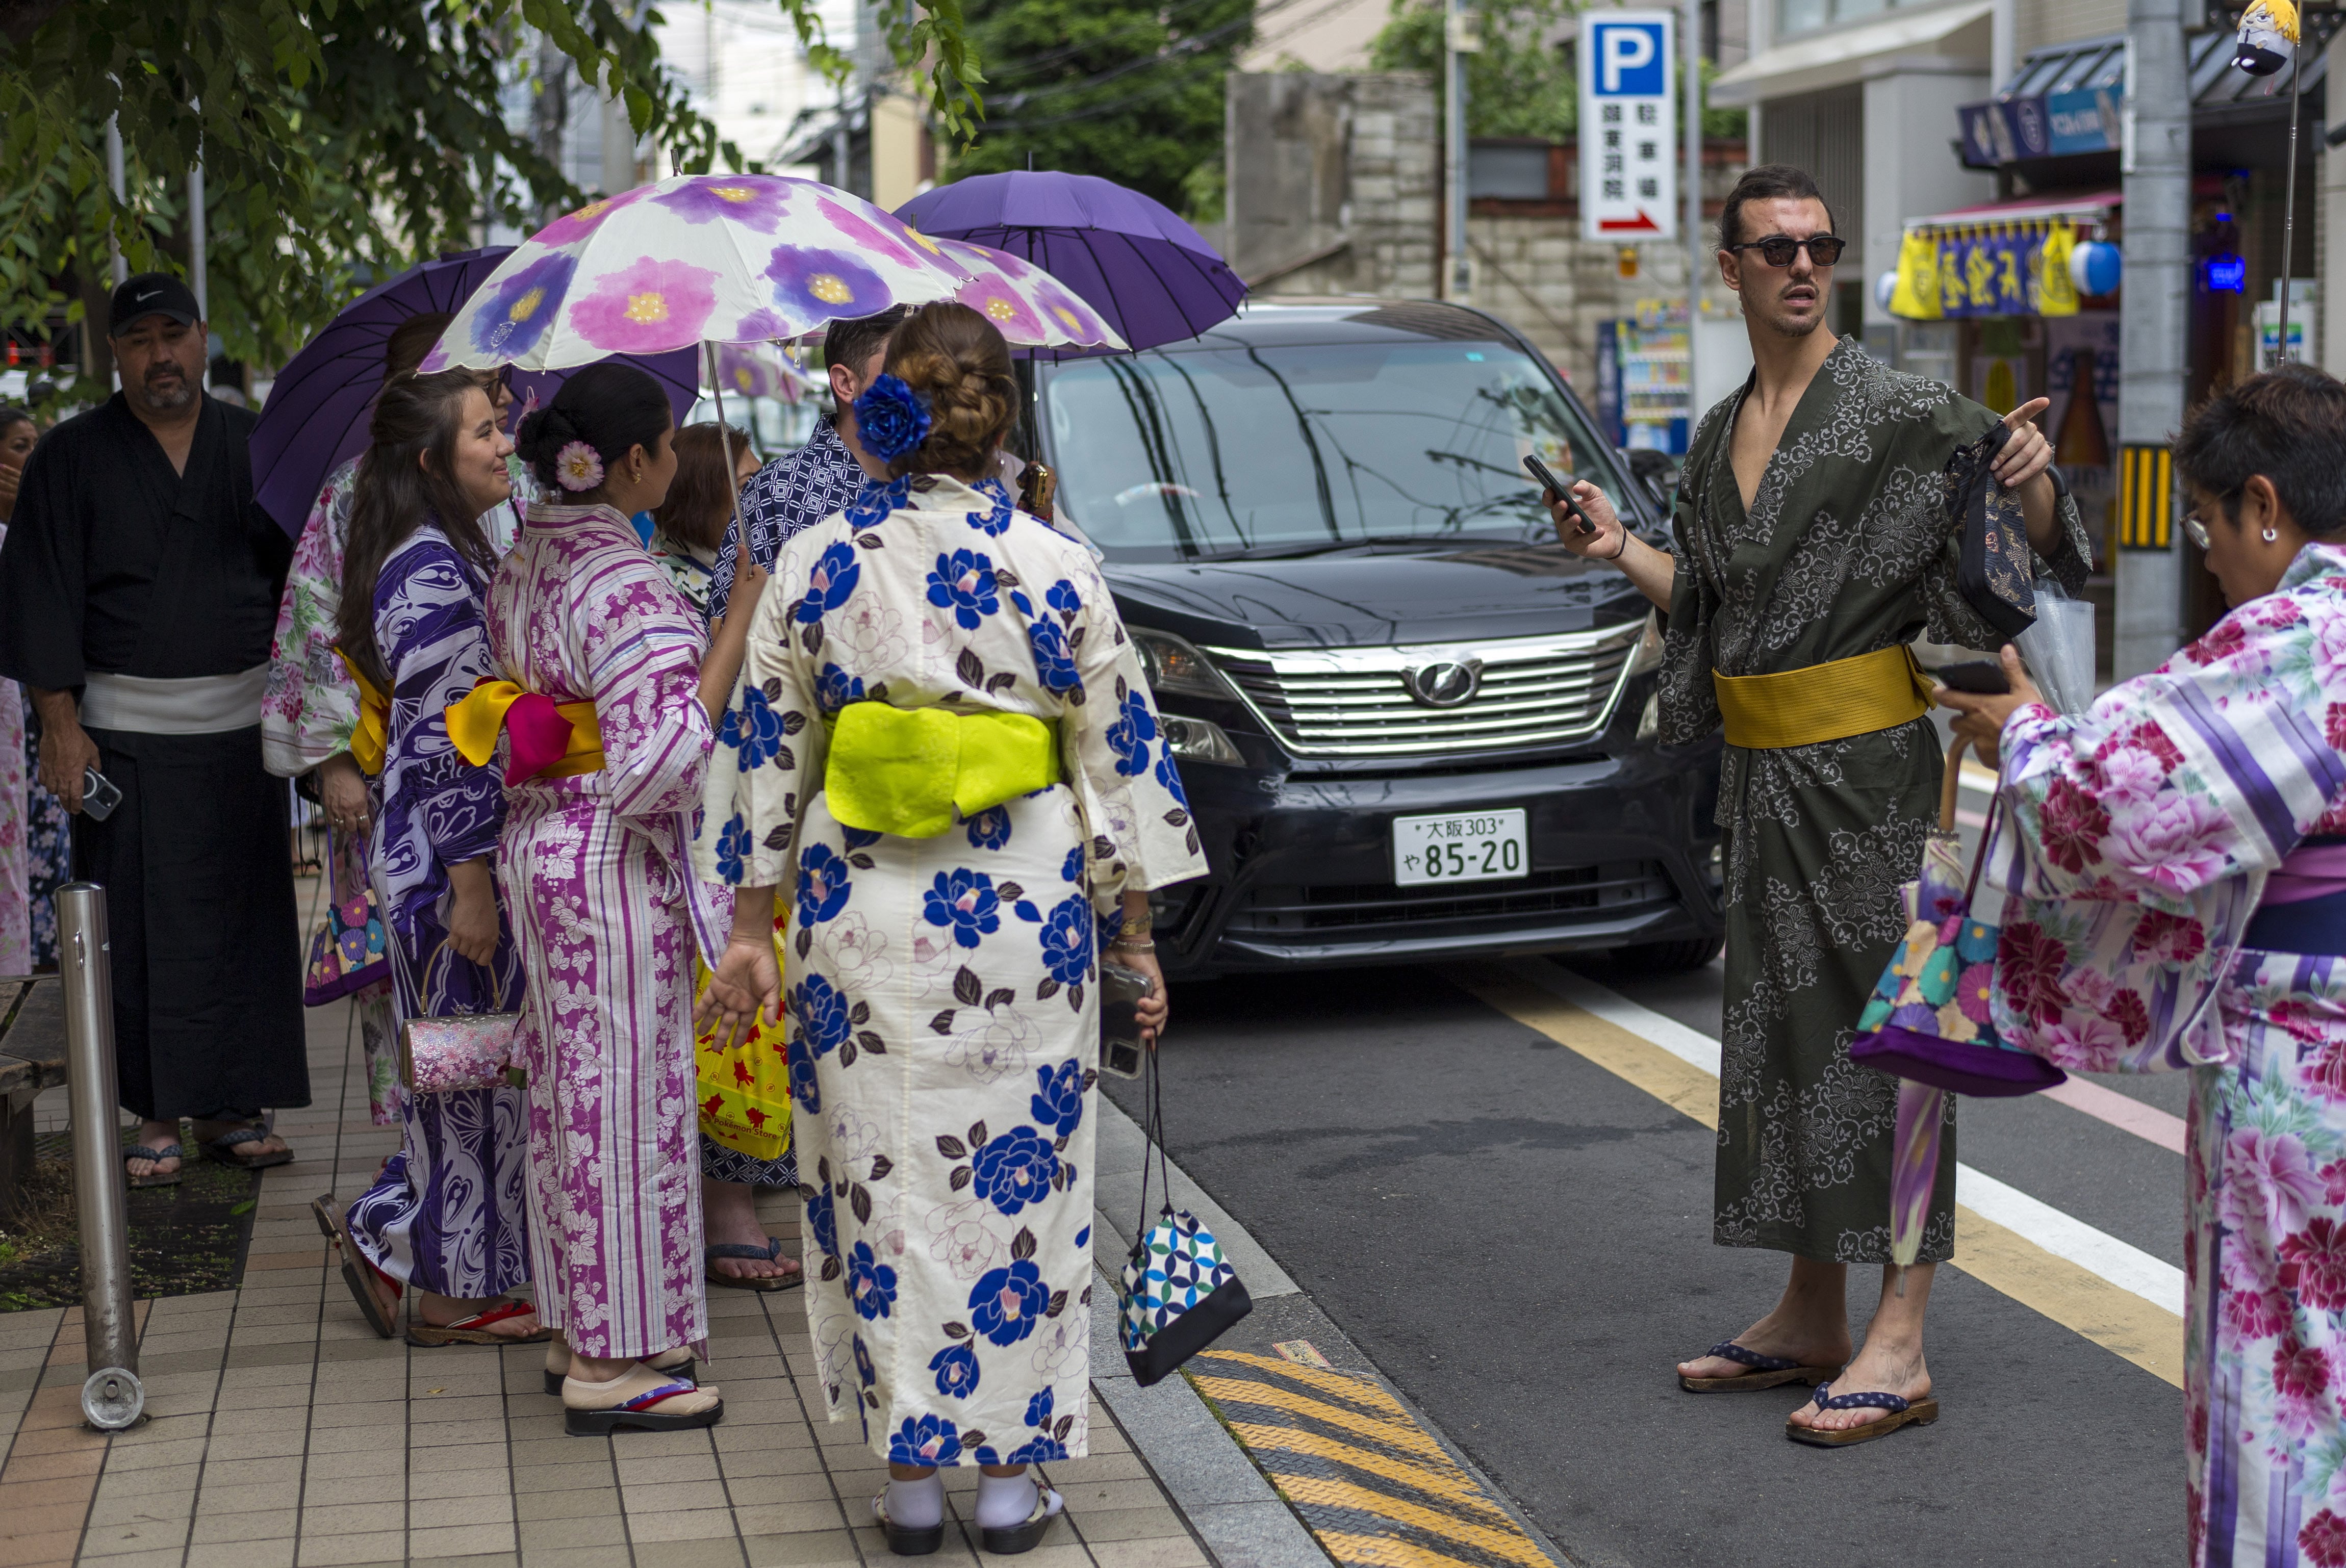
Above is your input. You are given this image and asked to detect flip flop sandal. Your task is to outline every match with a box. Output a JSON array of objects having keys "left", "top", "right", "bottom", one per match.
[
  {"left": 1679, "top": 1340, "right": 1844, "bottom": 1393},
  {"left": 706, "top": 1237, "right": 804, "bottom": 1292},
  {"left": 409, "top": 1297, "right": 552, "bottom": 1347},
  {"left": 312, "top": 1193, "right": 400, "bottom": 1340},
  {"left": 562, "top": 1364, "right": 723, "bottom": 1436},
  {"left": 872, "top": 1489, "right": 946, "bottom": 1557},
  {"left": 201, "top": 1125, "right": 293, "bottom": 1169},
  {"left": 543, "top": 1343, "right": 696, "bottom": 1396},
  {"left": 122, "top": 1142, "right": 183, "bottom": 1189},
  {"left": 979, "top": 1476, "right": 1066, "bottom": 1556},
  {"left": 1784, "top": 1382, "right": 1941, "bottom": 1448}
]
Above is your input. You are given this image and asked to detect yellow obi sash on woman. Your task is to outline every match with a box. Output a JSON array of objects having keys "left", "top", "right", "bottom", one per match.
[
  {"left": 335, "top": 650, "right": 391, "bottom": 776},
  {"left": 823, "top": 703, "right": 1060, "bottom": 837},
  {"left": 445, "top": 678, "right": 606, "bottom": 785},
  {"left": 1711, "top": 645, "right": 1936, "bottom": 751}
]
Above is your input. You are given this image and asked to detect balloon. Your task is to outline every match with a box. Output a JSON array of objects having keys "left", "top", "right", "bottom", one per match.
[
  {"left": 1875, "top": 270, "right": 1901, "bottom": 312},
  {"left": 2069, "top": 241, "right": 2122, "bottom": 297},
  {"left": 2234, "top": 0, "right": 2297, "bottom": 75}
]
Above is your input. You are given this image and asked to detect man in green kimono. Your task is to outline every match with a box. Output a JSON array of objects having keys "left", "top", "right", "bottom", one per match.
[{"left": 1548, "top": 165, "right": 2090, "bottom": 1443}]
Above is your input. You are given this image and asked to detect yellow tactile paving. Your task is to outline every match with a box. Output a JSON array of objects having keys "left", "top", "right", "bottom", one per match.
[
  {"left": 1456, "top": 966, "right": 2187, "bottom": 1389},
  {"left": 1188, "top": 1351, "right": 1560, "bottom": 1568}
]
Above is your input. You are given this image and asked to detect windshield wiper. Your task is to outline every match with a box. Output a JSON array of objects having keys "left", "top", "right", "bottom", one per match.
[{"left": 1197, "top": 533, "right": 1510, "bottom": 561}]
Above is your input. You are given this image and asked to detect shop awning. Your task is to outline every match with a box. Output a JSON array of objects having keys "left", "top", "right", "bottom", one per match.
[
  {"left": 1958, "top": 28, "right": 2327, "bottom": 165},
  {"left": 1904, "top": 189, "right": 2121, "bottom": 233},
  {"left": 1709, "top": 1, "right": 1993, "bottom": 107}
]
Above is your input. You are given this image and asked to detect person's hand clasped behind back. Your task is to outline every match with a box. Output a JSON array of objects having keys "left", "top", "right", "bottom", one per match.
[{"left": 1932, "top": 644, "right": 2044, "bottom": 770}]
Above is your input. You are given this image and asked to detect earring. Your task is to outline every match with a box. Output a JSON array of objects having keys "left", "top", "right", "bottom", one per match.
[{"left": 2264, "top": 526, "right": 2280, "bottom": 543}]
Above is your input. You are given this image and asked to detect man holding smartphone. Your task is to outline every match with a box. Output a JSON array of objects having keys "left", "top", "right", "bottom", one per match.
[
  {"left": 0, "top": 274, "right": 306, "bottom": 1186},
  {"left": 1545, "top": 167, "right": 2091, "bottom": 1445}
]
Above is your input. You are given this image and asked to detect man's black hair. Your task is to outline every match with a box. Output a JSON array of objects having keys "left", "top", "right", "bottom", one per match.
[
  {"left": 2175, "top": 363, "right": 2346, "bottom": 539},
  {"left": 1717, "top": 164, "right": 1838, "bottom": 252},
  {"left": 824, "top": 307, "right": 912, "bottom": 413}
]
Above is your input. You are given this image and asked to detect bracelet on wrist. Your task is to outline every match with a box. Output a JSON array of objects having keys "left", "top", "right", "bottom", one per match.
[{"left": 1110, "top": 938, "right": 1156, "bottom": 954}]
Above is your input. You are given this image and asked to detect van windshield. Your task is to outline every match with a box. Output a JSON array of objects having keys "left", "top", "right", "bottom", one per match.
[{"left": 1040, "top": 341, "right": 1621, "bottom": 562}]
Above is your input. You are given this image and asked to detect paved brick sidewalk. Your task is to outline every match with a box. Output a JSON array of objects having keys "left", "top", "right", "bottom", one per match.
[{"left": 0, "top": 987, "right": 1212, "bottom": 1568}]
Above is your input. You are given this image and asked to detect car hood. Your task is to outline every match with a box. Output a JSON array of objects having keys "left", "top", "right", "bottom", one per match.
[{"left": 1101, "top": 544, "right": 1653, "bottom": 649}]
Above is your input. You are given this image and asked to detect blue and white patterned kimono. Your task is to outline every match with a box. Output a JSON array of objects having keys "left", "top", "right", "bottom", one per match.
[
  {"left": 345, "top": 523, "right": 530, "bottom": 1299},
  {"left": 695, "top": 472, "right": 1207, "bottom": 1464}
]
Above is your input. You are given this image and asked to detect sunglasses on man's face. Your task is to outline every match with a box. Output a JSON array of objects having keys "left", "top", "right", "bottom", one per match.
[{"left": 1728, "top": 234, "right": 1847, "bottom": 268}]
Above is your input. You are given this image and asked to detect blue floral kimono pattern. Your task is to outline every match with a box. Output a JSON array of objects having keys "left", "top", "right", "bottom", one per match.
[
  {"left": 21, "top": 707, "right": 67, "bottom": 969},
  {"left": 694, "top": 472, "right": 1207, "bottom": 1464},
  {"left": 344, "top": 525, "right": 530, "bottom": 1300}
]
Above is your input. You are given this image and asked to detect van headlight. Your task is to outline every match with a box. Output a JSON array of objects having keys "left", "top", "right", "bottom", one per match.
[
  {"left": 1161, "top": 714, "right": 1244, "bottom": 765},
  {"left": 1131, "top": 628, "right": 1234, "bottom": 700},
  {"left": 1627, "top": 610, "right": 1664, "bottom": 675}
]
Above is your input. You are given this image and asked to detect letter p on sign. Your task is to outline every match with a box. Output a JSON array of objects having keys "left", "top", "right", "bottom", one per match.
[{"left": 1594, "top": 21, "right": 1667, "bottom": 94}]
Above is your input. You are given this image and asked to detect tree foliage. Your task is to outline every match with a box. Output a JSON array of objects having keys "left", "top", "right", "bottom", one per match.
[
  {"left": 1368, "top": 0, "right": 1746, "bottom": 143},
  {"left": 945, "top": 0, "right": 1253, "bottom": 221},
  {"left": 0, "top": 0, "right": 982, "bottom": 384}
]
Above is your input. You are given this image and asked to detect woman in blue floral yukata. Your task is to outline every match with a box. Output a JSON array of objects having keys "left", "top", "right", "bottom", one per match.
[
  {"left": 1944, "top": 366, "right": 2346, "bottom": 1568},
  {"left": 695, "top": 302, "right": 1206, "bottom": 1555}
]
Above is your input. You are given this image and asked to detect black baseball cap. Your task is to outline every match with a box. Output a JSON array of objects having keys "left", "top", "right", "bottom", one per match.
[{"left": 108, "top": 272, "right": 201, "bottom": 337}]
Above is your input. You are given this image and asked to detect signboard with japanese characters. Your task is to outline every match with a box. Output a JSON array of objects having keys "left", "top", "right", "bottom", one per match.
[{"left": 1578, "top": 11, "right": 1677, "bottom": 242}]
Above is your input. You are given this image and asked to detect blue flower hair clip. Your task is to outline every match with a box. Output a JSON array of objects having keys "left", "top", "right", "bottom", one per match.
[{"left": 852, "top": 373, "right": 932, "bottom": 462}]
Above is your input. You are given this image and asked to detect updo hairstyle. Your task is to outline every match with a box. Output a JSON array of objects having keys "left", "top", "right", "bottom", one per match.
[
  {"left": 513, "top": 361, "right": 672, "bottom": 495},
  {"left": 883, "top": 301, "right": 1017, "bottom": 480}
]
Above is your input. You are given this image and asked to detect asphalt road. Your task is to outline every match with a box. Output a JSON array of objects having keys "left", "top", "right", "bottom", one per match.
[{"left": 1103, "top": 954, "right": 2184, "bottom": 1568}]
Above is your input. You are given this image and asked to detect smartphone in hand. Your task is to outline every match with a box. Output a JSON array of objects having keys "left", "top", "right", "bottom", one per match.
[
  {"left": 1523, "top": 454, "right": 1594, "bottom": 536},
  {"left": 1934, "top": 658, "right": 2011, "bottom": 696}
]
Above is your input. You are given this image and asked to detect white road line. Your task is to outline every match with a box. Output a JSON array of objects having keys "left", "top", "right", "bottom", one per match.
[{"left": 1517, "top": 961, "right": 2188, "bottom": 1319}]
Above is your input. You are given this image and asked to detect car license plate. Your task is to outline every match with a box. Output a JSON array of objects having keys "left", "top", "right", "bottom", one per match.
[{"left": 1392, "top": 809, "right": 1529, "bottom": 887}]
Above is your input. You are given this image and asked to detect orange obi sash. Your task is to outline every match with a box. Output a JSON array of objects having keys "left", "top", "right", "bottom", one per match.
[
  {"left": 445, "top": 678, "right": 605, "bottom": 785},
  {"left": 335, "top": 650, "right": 391, "bottom": 776}
]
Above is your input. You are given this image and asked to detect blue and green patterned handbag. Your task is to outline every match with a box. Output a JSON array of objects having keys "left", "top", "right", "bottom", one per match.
[{"left": 1117, "top": 1052, "right": 1252, "bottom": 1387}]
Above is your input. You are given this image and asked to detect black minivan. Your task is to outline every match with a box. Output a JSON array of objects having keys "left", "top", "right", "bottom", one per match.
[{"left": 1031, "top": 298, "right": 1724, "bottom": 981}]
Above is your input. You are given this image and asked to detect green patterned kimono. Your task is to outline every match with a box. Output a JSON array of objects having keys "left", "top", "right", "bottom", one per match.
[{"left": 1659, "top": 338, "right": 2090, "bottom": 1263}]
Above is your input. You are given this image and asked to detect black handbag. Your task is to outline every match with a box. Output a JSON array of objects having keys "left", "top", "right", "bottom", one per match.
[{"left": 1948, "top": 421, "right": 2039, "bottom": 640}]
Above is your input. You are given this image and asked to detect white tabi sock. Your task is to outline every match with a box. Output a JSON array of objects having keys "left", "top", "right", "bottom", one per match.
[
  {"left": 975, "top": 1473, "right": 1039, "bottom": 1529},
  {"left": 886, "top": 1475, "right": 944, "bottom": 1530}
]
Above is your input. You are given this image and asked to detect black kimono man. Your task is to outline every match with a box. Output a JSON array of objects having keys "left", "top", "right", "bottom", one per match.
[{"left": 0, "top": 273, "right": 306, "bottom": 1184}]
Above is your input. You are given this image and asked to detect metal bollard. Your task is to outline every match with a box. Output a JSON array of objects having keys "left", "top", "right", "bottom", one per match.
[{"left": 55, "top": 883, "right": 143, "bottom": 1430}]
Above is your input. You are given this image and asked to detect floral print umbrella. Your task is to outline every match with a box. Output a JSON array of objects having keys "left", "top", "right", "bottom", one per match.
[{"left": 423, "top": 174, "right": 1124, "bottom": 374}]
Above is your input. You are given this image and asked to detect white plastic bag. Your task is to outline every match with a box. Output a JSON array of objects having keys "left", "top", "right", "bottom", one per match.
[{"left": 2015, "top": 576, "right": 2096, "bottom": 715}]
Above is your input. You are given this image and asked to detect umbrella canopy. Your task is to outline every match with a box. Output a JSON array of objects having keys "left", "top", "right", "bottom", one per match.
[
  {"left": 933, "top": 237, "right": 1126, "bottom": 353},
  {"left": 710, "top": 341, "right": 821, "bottom": 403},
  {"left": 251, "top": 247, "right": 696, "bottom": 536},
  {"left": 894, "top": 172, "right": 1246, "bottom": 356},
  {"left": 423, "top": 174, "right": 1114, "bottom": 375}
]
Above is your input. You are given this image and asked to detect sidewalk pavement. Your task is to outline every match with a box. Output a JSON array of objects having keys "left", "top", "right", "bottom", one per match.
[{"left": 0, "top": 988, "right": 1217, "bottom": 1568}]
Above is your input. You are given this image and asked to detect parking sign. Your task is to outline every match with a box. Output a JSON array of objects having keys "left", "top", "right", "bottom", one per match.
[{"left": 1579, "top": 11, "right": 1677, "bottom": 241}]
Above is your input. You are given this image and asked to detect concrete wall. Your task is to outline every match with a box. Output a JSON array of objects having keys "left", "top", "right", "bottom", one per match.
[{"left": 1860, "top": 67, "right": 1993, "bottom": 328}]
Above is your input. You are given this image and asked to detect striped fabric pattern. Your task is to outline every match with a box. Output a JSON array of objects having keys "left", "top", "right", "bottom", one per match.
[{"left": 489, "top": 501, "right": 722, "bottom": 1361}]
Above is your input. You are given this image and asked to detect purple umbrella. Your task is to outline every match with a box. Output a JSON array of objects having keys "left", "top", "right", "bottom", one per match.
[
  {"left": 894, "top": 172, "right": 1245, "bottom": 357},
  {"left": 251, "top": 248, "right": 699, "bottom": 535}
]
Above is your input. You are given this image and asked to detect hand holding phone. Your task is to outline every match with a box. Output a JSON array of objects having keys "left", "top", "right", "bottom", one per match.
[
  {"left": 80, "top": 767, "right": 123, "bottom": 821},
  {"left": 1933, "top": 658, "right": 2012, "bottom": 696},
  {"left": 1523, "top": 454, "right": 1595, "bottom": 537}
]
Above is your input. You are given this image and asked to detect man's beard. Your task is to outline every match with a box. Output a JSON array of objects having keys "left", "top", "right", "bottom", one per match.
[
  {"left": 1754, "top": 294, "right": 1826, "bottom": 340},
  {"left": 135, "top": 369, "right": 196, "bottom": 412}
]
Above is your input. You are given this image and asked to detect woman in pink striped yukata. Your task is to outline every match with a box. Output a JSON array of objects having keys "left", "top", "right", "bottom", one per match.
[{"left": 486, "top": 363, "right": 770, "bottom": 1435}]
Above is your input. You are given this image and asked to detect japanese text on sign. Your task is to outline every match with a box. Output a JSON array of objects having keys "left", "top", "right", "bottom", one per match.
[{"left": 1578, "top": 12, "right": 1676, "bottom": 241}]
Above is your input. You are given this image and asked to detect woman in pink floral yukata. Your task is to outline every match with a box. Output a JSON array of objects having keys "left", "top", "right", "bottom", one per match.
[{"left": 1942, "top": 366, "right": 2346, "bottom": 1568}]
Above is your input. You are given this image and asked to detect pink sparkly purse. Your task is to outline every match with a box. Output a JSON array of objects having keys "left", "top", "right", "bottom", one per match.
[{"left": 398, "top": 1013, "right": 523, "bottom": 1095}]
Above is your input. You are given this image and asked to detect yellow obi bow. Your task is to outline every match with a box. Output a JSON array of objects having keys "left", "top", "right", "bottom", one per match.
[
  {"left": 445, "top": 678, "right": 606, "bottom": 785},
  {"left": 336, "top": 649, "right": 391, "bottom": 776},
  {"left": 823, "top": 703, "right": 1060, "bottom": 838},
  {"left": 1711, "top": 645, "right": 1936, "bottom": 751}
]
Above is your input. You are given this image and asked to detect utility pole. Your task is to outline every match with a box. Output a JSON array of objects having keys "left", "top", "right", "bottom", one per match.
[
  {"left": 534, "top": 31, "right": 571, "bottom": 225},
  {"left": 2116, "top": 0, "right": 2190, "bottom": 676},
  {"left": 188, "top": 102, "right": 206, "bottom": 321},
  {"left": 104, "top": 115, "right": 126, "bottom": 287},
  {"left": 1444, "top": 0, "right": 1477, "bottom": 300},
  {"left": 1684, "top": 0, "right": 1703, "bottom": 419}
]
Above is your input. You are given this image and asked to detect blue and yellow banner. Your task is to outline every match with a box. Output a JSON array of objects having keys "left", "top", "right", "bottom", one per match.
[{"left": 1890, "top": 220, "right": 2083, "bottom": 321}]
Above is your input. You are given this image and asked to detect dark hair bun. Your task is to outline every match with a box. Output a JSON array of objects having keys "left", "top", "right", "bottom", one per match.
[
  {"left": 882, "top": 302, "right": 1017, "bottom": 479},
  {"left": 513, "top": 363, "right": 672, "bottom": 494}
]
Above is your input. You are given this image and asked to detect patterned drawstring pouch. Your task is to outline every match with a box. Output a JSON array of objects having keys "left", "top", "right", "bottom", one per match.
[
  {"left": 303, "top": 828, "right": 390, "bottom": 1006},
  {"left": 1118, "top": 1048, "right": 1253, "bottom": 1387}
]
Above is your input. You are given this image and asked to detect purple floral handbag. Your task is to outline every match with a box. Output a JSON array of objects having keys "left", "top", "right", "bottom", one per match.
[
  {"left": 1850, "top": 739, "right": 2070, "bottom": 1098},
  {"left": 303, "top": 830, "right": 389, "bottom": 1006}
]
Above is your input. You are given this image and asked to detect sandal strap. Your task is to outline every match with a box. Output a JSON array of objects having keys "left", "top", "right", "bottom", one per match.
[
  {"left": 123, "top": 1144, "right": 184, "bottom": 1163},
  {"left": 429, "top": 1298, "right": 536, "bottom": 1333},
  {"left": 619, "top": 1379, "right": 698, "bottom": 1412},
  {"left": 1807, "top": 1382, "right": 1911, "bottom": 1413},
  {"left": 210, "top": 1127, "right": 269, "bottom": 1149},
  {"left": 1705, "top": 1340, "right": 1800, "bottom": 1372},
  {"left": 706, "top": 1239, "right": 784, "bottom": 1262}
]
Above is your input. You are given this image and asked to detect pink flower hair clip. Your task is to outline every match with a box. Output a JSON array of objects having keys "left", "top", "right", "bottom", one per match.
[{"left": 553, "top": 440, "right": 604, "bottom": 493}]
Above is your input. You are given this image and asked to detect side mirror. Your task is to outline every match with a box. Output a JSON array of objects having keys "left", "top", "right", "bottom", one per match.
[{"left": 1621, "top": 447, "right": 1674, "bottom": 511}]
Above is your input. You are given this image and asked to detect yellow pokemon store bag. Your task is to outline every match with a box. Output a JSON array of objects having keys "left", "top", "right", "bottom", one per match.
[{"left": 693, "top": 896, "right": 792, "bottom": 1162}]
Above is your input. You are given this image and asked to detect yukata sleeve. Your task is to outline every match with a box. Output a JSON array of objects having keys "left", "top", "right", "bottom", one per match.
[
  {"left": 695, "top": 532, "right": 824, "bottom": 891},
  {"left": 262, "top": 474, "right": 361, "bottom": 777},
  {"left": 580, "top": 561, "right": 720, "bottom": 823},
  {"left": 1051, "top": 547, "right": 1210, "bottom": 916},
  {"left": 1653, "top": 421, "right": 1724, "bottom": 746},
  {"left": 382, "top": 548, "right": 503, "bottom": 865},
  {"left": 1990, "top": 593, "right": 2346, "bottom": 914}
]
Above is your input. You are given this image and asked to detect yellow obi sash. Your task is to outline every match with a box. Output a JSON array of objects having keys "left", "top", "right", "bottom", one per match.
[
  {"left": 1712, "top": 645, "right": 1935, "bottom": 751},
  {"left": 823, "top": 703, "right": 1061, "bottom": 838},
  {"left": 335, "top": 650, "right": 390, "bottom": 776},
  {"left": 445, "top": 679, "right": 606, "bottom": 783}
]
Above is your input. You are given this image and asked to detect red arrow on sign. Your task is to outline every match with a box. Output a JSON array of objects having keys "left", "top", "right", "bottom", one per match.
[{"left": 1598, "top": 209, "right": 1665, "bottom": 234}]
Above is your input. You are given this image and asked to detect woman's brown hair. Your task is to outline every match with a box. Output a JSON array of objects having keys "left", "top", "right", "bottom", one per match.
[
  {"left": 336, "top": 369, "right": 500, "bottom": 691},
  {"left": 651, "top": 422, "right": 751, "bottom": 552},
  {"left": 884, "top": 301, "right": 1017, "bottom": 480}
]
